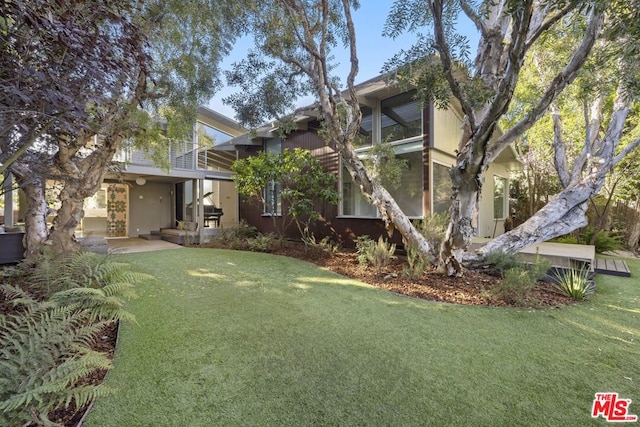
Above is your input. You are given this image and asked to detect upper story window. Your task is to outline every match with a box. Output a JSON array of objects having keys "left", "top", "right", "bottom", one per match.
[
  {"left": 265, "top": 137, "right": 282, "bottom": 154},
  {"left": 355, "top": 106, "right": 374, "bottom": 147},
  {"left": 197, "top": 122, "right": 233, "bottom": 148},
  {"left": 340, "top": 141, "right": 423, "bottom": 218},
  {"left": 381, "top": 90, "right": 422, "bottom": 142}
]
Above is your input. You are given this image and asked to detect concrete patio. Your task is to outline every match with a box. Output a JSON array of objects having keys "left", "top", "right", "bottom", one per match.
[{"left": 106, "top": 237, "right": 184, "bottom": 254}]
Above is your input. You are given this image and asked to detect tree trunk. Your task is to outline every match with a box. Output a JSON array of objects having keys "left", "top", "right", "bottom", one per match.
[
  {"left": 339, "top": 145, "right": 433, "bottom": 257},
  {"left": 47, "top": 187, "right": 84, "bottom": 254},
  {"left": 627, "top": 201, "right": 640, "bottom": 251},
  {"left": 47, "top": 145, "right": 116, "bottom": 253},
  {"left": 477, "top": 174, "right": 607, "bottom": 257},
  {"left": 438, "top": 171, "right": 480, "bottom": 276},
  {"left": 19, "top": 179, "right": 49, "bottom": 258}
]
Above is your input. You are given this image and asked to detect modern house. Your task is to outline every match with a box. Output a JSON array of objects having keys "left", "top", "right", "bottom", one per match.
[
  {"left": 229, "top": 75, "right": 521, "bottom": 245},
  {"left": 1, "top": 106, "right": 246, "bottom": 245}
]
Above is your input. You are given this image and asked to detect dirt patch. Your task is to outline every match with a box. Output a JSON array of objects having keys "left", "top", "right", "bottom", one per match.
[{"left": 271, "top": 243, "right": 575, "bottom": 308}]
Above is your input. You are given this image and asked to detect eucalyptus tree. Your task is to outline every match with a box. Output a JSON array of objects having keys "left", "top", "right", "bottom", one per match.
[
  {"left": 480, "top": 23, "right": 640, "bottom": 255},
  {"left": 384, "top": 0, "right": 640, "bottom": 274},
  {"left": 227, "top": 0, "right": 436, "bottom": 259},
  {"left": 1, "top": 0, "right": 245, "bottom": 256}
]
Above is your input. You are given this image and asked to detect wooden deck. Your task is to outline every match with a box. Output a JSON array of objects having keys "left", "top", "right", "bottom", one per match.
[
  {"left": 472, "top": 238, "right": 631, "bottom": 277},
  {"left": 472, "top": 238, "right": 595, "bottom": 268},
  {"left": 595, "top": 258, "right": 631, "bottom": 277}
]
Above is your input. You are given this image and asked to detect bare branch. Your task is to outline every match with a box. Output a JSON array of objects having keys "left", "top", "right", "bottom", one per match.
[
  {"left": 459, "top": 0, "right": 488, "bottom": 36},
  {"left": 477, "top": 1, "right": 533, "bottom": 142},
  {"left": 525, "top": 1, "right": 579, "bottom": 50}
]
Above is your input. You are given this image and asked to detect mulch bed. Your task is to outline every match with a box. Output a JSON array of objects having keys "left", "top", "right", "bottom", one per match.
[{"left": 271, "top": 243, "right": 576, "bottom": 308}]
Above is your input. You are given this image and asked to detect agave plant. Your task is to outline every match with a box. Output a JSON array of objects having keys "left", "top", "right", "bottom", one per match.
[{"left": 552, "top": 263, "right": 595, "bottom": 300}]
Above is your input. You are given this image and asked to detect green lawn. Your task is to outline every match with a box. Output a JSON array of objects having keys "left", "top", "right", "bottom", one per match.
[{"left": 85, "top": 248, "right": 640, "bottom": 426}]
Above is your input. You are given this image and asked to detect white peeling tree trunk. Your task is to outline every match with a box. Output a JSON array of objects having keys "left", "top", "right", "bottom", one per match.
[
  {"left": 477, "top": 83, "right": 640, "bottom": 258},
  {"left": 18, "top": 178, "right": 49, "bottom": 258},
  {"left": 429, "top": 1, "right": 604, "bottom": 275}
]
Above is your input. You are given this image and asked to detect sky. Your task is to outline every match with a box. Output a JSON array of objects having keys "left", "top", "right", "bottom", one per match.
[{"left": 208, "top": 2, "right": 478, "bottom": 121}]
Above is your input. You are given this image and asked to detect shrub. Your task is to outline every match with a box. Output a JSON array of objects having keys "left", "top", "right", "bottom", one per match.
[
  {"left": 247, "top": 234, "right": 273, "bottom": 252},
  {"left": 355, "top": 235, "right": 374, "bottom": 266},
  {"left": 403, "top": 238, "right": 430, "bottom": 280},
  {"left": 489, "top": 254, "right": 551, "bottom": 305},
  {"left": 584, "top": 230, "right": 623, "bottom": 254},
  {"left": 356, "top": 236, "right": 396, "bottom": 274},
  {"left": 0, "top": 252, "right": 152, "bottom": 425},
  {"left": 551, "top": 263, "right": 595, "bottom": 299},
  {"left": 416, "top": 213, "right": 449, "bottom": 256},
  {"left": 301, "top": 233, "right": 340, "bottom": 255},
  {"left": 551, "top": 235, "right": 579, "bottom": 245},
  {"left": 206, "top": 220, "right": 259, "bottom": 250},
  {"left": 485, "top": 251, "right": 523, "bottom": 276}
]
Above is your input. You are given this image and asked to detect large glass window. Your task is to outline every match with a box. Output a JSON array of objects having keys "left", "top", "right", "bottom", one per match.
[
  {"left": 432, "top": 163, "right": 451, "bottom": 215},
  {"left": 341, "top": 142, "right": 422, "bottom": 218},
  {"left": 381, "top": 90, "right": 422, "bottom": 142},
  {"left": 197, "top": 122, "right": 233, "bottom": 147},
  {"left": 264, "top": 138, "right": 282, "bottom": 216},
  {"left": 354, "top": 106, "right": 373, "bottom": 147},
  {"left": 493, "top": 176, "right": 507, "bottom": 219}
]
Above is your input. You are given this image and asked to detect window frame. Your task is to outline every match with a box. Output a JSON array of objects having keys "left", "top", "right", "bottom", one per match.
[
  {"left": 338, "top": 137, "right": 423, "bottom": 219},
  {"left": 262, "top": 138, "right": 283, "bottom": 217},
  {"left": 493, "top": 175, "right": 508, "bottom": 220}
]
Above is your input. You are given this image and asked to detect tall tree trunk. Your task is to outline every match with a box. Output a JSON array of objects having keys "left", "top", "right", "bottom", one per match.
[
  {"left": 627, "top": 201, "right": 640, "bottom": 251},
  {"left": 19, "top": 178, "right": 49, "bottom": 258},
  {"left": 47, "top": 141, "right": 117, "bottom": 253},
  {"left": 47, "top": 187, "right": 84, "bottom": 254}
]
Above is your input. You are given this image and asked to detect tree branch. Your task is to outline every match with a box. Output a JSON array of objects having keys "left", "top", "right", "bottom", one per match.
[
  {"left": 429, "top": 0, "right": 476, "bottom": 128},
  {"left": 550, "top": 104, "right": 571, "bottom": 188},
  {"left": 490, "top": 7, "right": 604, "bottom": 161},
  {"left": 525, "top": 1, "right": 579, "bottom": 50},
  {"left": 459, "top": 0, "right": 488, "bottom": 36}
]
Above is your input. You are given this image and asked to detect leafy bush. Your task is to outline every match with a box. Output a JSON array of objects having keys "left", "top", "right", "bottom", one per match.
[
  {"left": 0, "top": 252, "right": 151, "bottom": 425},
  {"left": 551, "top": 263, "right": 595, "bottom": 299},
  {"left": 247, "top": 234, "right": 273, "bottom": 252},
  {"left": 355, "top": 235, "right": 374, "bottom": 266},
  {"left": 301, "top": 233, "right": 340, "bottom": 255},
  {"left": 206, "top": 221, "right": 259, "bottom": 250},
  {"left": 582, "top": 229, "right": 623, "bottom": 254},
  {"left": 355, "top": 235, "right": 396, "bottom": 274},
  {"left": 485, "top": 252, "right": 523, "bottom": 276},
  {"left": 489, "top": 254, "right": 551, "bottom": 305},
  {"left": 551, "top": 235, "right": 579, "bottom": 244}
]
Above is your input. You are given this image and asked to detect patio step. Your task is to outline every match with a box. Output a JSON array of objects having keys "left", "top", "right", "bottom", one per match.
[{"left": 139, "top": 233, "right": 162, "bottom": 241}]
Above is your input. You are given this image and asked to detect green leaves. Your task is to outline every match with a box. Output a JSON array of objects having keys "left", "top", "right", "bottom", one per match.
[
  {"left": 0, "top": 252, "right": 152, "bottom": 425},
  {"left": 232, "top": 147, "right": 339, "bottom": 235}
]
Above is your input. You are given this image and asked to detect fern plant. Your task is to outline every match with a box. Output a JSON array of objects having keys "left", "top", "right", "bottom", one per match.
[
  {"left": 0, "top": 252, "right": 153, "bottom": 425},
  {"left": 0, "top": 286, "right": 114, "bottom": 426}
]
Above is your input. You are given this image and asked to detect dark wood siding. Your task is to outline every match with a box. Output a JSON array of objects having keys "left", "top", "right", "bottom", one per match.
[{"left": 238, "top": 106, "right": 433, "bottom": 247}]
